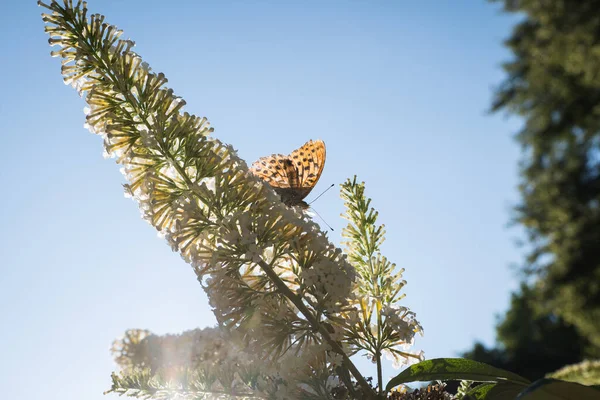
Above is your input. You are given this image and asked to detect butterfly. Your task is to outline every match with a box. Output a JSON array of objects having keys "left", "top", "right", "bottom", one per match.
[{"left": 249, "top": 139, "right": 326, "bottom": 208}]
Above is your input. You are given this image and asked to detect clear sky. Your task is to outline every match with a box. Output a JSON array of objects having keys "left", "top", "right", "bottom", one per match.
[{"left": 1, "top": 1, "right": 523, "bottom": 399}]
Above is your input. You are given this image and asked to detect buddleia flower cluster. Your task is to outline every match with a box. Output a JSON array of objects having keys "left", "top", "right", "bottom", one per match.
[
  {"left": 109, "top": 328, "right": 298, "bottom": 398},
  {"left": 40, "top": 1, "right": 423, "bottom": 398},
  {"left": 339, "top": 178, "right": 424, "bottom": 386}
]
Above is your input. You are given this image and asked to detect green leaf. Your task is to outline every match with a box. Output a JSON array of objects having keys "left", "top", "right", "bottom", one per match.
[
  {"left": 386, "top": 358, "right": 530, "bottom": 392},
  {"left": 516, "top": 378, "right": 600, "bottom": 400},
  {"left": 463, "top": 383, "right": 496, "bottom": 400},
  {"left": 463, "top": 382, "right": 525, "bottom": 400}
]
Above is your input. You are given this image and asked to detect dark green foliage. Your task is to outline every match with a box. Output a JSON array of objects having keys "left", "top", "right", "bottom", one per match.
[
  {"left": 463, "top": 284, "right": 594, "bottom": 381},
  {"left": 385, "top": 358, "right": 600, "bottom": 399},
  {"left": 490, "top": 0, "right": 600, "bottom": 347}
]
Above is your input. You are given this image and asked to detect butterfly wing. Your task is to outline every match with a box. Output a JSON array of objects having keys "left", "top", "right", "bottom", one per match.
[
  {"left": 287, "top": 139, "right": 326, "bottom": 199},
  {"left": 249, "top": 139, "right": 326, "bottom": 207},
  {"left": 249, "top": 153, "right": 296, "bottom": 189}
]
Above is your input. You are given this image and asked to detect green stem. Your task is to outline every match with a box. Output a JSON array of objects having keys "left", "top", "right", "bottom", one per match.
[
  {"left": 257, "top": 259, "right": 377, "bottom": 399},
  {"left": 376, "top": 303, "right": 383, "bottom": 395}
]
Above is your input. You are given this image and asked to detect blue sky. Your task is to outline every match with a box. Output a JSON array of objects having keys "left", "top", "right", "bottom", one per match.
[{"left": 1, "top": 1, "right": 522, "bottom": 399}]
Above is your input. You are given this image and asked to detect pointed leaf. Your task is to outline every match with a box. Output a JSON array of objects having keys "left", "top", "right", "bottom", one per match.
[
  {"left": 463, "top": 383, "right": 496, "bottom": 400},
  {"left": 464, "top": 382, "right": 525, "bottom": 400},
  {"left": 386, "top": 358, "right": 530, "bottom": 392},
  {"left": 516, "top": 378, "right": 600, "bottom": 400}
]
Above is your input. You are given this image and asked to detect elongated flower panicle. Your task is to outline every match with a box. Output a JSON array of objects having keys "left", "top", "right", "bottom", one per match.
[
  {"left": 340, "top": 177, "right": 423, "bottom": 391},
  {"left": 41, "top": 1, "right": 424, "bottom": 398},
  {"left": 109, "top": 328, "right": 293, "bottom": 398},
  {"left": 110, "top": 328, "right": 363, "bottom": 399},
  {"left": 39, "top": 0, "right": 374, "bottom": 396}
]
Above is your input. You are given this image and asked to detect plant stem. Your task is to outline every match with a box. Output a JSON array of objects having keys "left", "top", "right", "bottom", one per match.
[
  {"left": 257, "top": 259, "right": 377, "bottom": 399},
  {"left": 376, "top": 300, "right": 383, "bottom": 395}
]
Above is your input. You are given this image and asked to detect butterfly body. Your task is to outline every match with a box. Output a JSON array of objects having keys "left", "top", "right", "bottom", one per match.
[{"left": 249, "top": 139, "right": 326, "bottom": 208}]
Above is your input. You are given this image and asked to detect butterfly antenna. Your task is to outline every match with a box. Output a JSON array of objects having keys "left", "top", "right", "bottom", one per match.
[
  {"left": 309, "top": 183, "right": 335, "bottom": 206},
  {"left": 310, "top": 206, "right": 334, "bottom": 231}
]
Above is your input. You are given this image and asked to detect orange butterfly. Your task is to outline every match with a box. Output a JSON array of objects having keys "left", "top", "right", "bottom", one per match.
[{"left": 249, "top": 139, "right": 326, "bottom": 208}]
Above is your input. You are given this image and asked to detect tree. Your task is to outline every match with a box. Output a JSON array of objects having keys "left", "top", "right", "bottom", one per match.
[
  {"left": 463, "top": 283, "right": 594, "bottom": 381},
  {"left": 490, "top": 0, "right": 600, "bottom": 348}
]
